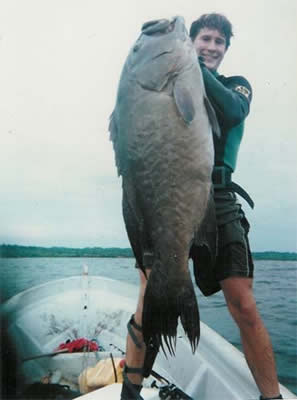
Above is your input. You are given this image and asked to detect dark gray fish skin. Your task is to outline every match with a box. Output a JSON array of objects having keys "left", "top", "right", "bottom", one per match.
[{"left": 109, "top": 16, "right": 217, "bottom": 355}]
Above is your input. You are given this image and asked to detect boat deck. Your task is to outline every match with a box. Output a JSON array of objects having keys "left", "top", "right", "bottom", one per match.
[
  {"left": 1, "top": 275, "right": 296, "bottom": 400},
  {"left": 78, "top": 383, "right": 157, "bottom": 399}
]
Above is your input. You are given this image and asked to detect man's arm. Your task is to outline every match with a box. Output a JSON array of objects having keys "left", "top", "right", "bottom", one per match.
[{"left": 200, "top": 64, "right": 252, "bottom": 129}]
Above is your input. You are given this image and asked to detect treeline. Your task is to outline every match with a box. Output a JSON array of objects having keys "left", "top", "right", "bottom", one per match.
[
  {"left": 0, "top": 245, "right": 133, "bottom": 258},
  {"left": 252, "top": 251, "right": 297, "bottom": 261},
  {"left": 0, "top": 245, "right": 296, "bottom": 260}
]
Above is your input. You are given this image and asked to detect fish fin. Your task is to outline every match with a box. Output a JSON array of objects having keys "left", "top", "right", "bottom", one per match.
[
  {"left": 108, "top": 111, "right": 116, "bottom": 141},
  {"left": 108, "top": 111, "right": 122, "bottom": 176},
  {"left": 142, "top": 263, "right": 200, "bottom": 356},
  {"left": 173, "top": 83, "right": 195, "bottom": 124},
  {"left": 194, "top": 190, "right": 218, "bottom": 265},
  {"left": 191, "top": 191, "right": 219, "bottom": 296},
  {"left": 204, "top": 96, "right": 221, "bottom": 138},
  {"left": 122, "top": 189, "right": 144, "bottom": 272}
]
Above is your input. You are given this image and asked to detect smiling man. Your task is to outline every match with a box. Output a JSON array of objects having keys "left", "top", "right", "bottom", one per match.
[{"left": 189, "top": 13, "right": 283, "bottom": 400}]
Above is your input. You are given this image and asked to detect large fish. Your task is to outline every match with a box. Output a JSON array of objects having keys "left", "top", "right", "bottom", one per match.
[{"left": 109, "top": 16, "right": 219, "bottom": 355}]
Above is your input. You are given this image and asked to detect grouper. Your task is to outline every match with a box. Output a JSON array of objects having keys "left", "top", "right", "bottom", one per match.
[{"left": 109, "top": 16, "right": 219, "bottom": 355}]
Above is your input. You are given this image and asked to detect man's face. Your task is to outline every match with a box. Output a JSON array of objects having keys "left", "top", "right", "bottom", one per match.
[{"left": 193, "top": 28, "right": 227, "bottom": 71}]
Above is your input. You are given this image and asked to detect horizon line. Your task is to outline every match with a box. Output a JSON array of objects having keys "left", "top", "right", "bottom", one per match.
[{"left": 1, "top": 243, "right": 296, "bottom": 254}]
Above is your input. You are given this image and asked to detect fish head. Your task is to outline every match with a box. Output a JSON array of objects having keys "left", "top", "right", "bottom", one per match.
[{"left": 126, "top": 16, "right": 196, "bottom": 91}]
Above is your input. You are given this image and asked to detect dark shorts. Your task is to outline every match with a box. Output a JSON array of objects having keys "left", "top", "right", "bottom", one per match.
[{"left": 190, "top": 190, "right": 254, "bottom": 296}]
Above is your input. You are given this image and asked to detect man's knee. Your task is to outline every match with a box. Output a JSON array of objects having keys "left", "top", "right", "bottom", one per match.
[
  {"left": 221, "top": 277, "right": 259, "bottom": 327},
  {"left": 135, "top": 269, "right": 151, "bottom": 322},
  {"left": 228, "top": 296, "right": 258, "bottom": 327},
  {"left": 138, "top": 268, "right": 151, "bottom": 295}
]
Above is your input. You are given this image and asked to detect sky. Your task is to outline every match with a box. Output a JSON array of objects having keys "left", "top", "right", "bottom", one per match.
[{"left": 0, "top": 0, "right": 296, "bottom": 251}]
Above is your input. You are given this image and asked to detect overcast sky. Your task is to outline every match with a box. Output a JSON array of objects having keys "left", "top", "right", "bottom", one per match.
[{"left": 0, "top": 0, "right": 296, "bottom": 251}]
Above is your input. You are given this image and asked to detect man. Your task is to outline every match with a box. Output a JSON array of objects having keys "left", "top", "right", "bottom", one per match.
[
  {"left": 121, "top": 13, "right": 283, "bottom": 400},
  {"left": 189, "top": 13, "right": 282, "bottom": 400}
]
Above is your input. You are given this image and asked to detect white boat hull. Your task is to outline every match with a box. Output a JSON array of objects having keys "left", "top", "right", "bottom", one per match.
[{"left": 1, "top": 275, "right": 295, "bottom": 400}]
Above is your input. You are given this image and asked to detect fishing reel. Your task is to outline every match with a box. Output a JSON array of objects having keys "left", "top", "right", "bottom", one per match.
[{"left": 152, "top": 381, "right": 193, "bottom": 400}]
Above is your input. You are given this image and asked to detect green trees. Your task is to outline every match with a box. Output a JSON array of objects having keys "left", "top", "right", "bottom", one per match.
[
  {"left": 0, "top": 245, "right": 296, "bottom": 260},
  {"left": 0, "top": 245, "right": 133, "bottom": 258}
]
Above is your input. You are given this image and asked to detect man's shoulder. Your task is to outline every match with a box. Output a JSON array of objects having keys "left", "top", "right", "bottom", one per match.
[{"left": 218, "top": 74, "right": 252, "bottom": 101}]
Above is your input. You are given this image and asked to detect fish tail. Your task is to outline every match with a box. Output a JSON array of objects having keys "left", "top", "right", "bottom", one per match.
[{"left": 142, "top": 261, "right": 200, "bottom": 356}]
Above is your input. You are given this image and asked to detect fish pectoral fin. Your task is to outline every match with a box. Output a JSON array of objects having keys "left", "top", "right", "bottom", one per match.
[
  {"left": 203, "top": 96, "right": 221, "bottom": 138},
  {"left": 173, "top": 83, "right": 195, "bottom": 124}
]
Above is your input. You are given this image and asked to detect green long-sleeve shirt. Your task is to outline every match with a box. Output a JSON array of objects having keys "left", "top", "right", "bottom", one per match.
[{"left": 201, "top": 65, "right": 253, "bottom": 172}]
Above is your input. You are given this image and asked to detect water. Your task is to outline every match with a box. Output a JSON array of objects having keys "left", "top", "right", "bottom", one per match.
[{"left": 0, "top": 257, "right": 296, "bottom": 394}]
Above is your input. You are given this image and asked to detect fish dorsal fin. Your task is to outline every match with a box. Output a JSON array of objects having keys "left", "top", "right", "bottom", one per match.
[
  {"left": 204, "top": 96, "right": 221, "bottom": 138},
  {"left": 173, "top": 83, "right": 195, "bottom": 124}
]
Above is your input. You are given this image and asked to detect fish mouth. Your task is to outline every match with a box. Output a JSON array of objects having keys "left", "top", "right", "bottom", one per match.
[
  {"left": 142, "top": 18, "right": 173, "bottom": 35},
  {"left": 141, "top": 16, "right": 185, "bottom": 36}
]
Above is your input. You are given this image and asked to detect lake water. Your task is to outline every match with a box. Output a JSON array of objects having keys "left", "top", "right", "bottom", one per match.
[{"left": 0, "top": 257, "right": 296, "bottom": 395}]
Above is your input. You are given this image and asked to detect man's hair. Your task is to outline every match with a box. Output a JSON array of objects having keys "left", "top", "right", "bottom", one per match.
[{"left": 189, "top": 13, "right": 233, "bottom": 49}]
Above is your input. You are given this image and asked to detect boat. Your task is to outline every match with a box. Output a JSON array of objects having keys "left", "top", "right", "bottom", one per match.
[{"left": 1, "top": 273, "right": 296, "bottom": 400}]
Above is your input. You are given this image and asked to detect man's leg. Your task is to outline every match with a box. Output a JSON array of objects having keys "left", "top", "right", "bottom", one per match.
[
  {"left": 121, "top": 269, "right": 150, "bottom": 399},
  {"left": 126, "top": 269, "right": 149, "bottom": 384},
  {"left": 221, "top": 277, "right": 281, "bottom": 399}
]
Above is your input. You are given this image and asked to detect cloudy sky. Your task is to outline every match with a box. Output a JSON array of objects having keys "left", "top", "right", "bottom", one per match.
[{"left": 0, "top": 0, "right": 296, "bottom": 251}]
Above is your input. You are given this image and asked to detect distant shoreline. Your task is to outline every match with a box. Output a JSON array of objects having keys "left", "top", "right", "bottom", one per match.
[{"left": 0, "top": 244, "right": 296, "bottom": 261}]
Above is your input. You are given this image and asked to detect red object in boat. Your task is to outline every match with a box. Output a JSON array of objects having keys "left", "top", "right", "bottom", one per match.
[{"left": 56, "top": 338, "right": 99, "bottom": 353}]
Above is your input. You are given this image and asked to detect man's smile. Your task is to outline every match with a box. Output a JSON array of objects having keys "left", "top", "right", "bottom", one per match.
[
  {"left": 201, "top": 53, "right": 219, "bottom": 61},
  {"left": 193, "top": 28, "right": 227, "bottom": 71}
]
